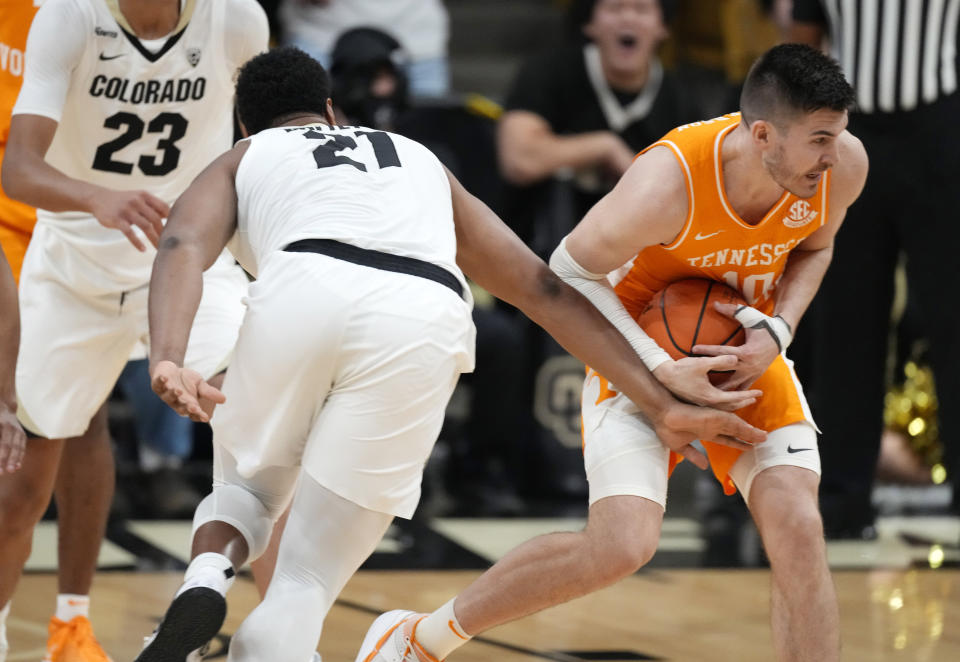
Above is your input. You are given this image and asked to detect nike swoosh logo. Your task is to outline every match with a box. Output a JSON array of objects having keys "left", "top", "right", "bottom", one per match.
[
  {"left": 99, "top": 53, "right": 125, "bottom": 60},
  {"left": 694, "top": 231, "right": 722, "bottom": 240},
  {"left": 787, "top": 446, "right": 813, "bottom": 453}
]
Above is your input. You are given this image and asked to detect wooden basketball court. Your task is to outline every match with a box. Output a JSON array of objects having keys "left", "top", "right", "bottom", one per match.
[{"left": 7, "top": 566, "right": 960, "bottom": 661}]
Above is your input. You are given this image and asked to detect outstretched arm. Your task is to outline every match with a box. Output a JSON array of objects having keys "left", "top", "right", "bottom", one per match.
[
  {"left": 448, "top": 167, "right": 765, "bottom": 469},
  {"left": 0, "top": 249, "right": 25, "bottom": 474},
  {"left": 148, "top": 143, "right": 248, "bottom": 420}
]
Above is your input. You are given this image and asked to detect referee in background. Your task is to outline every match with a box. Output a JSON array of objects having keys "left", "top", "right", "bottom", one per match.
[{"left": 791, "top": 0, "right": 960, "bottom": 538}]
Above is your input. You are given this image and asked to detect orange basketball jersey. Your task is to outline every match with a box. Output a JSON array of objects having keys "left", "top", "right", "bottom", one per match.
[
  {"left": 0, "top": 0, "right": 41, "bottom": 279},
  {"left": 595, "top": 113, "right": 827, "bottom": 494},
  {"left": 614, "top": 112, "right": 830, "bottom": 318}
]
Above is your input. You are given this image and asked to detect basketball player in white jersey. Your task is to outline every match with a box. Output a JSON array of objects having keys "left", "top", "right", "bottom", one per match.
[
  {"left": 0, "top": 1, "right": 268, "bottom": 660},
  {"left": 137, "top": 47, "right": 764, "bottom": 662}
]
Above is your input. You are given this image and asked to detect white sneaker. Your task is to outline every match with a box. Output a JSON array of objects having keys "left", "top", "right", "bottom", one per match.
[{"left": 354, "top": 610, "right": 428, "bottom": 662}]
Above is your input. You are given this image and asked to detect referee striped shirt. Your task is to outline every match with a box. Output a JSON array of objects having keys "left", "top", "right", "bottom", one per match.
[{"left": 793, "top": 0, "right": 960, "bottom": 113}]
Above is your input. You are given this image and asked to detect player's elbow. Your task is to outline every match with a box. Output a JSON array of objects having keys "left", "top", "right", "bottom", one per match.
[
  {"left": 0, "top": 152, "right": 28, "bottom": 203},
  {"left": 517, "top": 265, "right": 573, "bottom": 330},
  {"left": 158, "top": 235, "right": 182, "bottom": 252},
  {"left": 530, "top": 264, "right": 567, "bottom": 308}
]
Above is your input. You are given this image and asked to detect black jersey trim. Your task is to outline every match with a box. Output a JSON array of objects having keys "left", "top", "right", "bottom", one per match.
[{"left": 119, "top": 25, "right": 187, "bottom": 63}]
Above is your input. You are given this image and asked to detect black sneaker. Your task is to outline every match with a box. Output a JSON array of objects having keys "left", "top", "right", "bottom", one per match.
[{"left": 135, "top": 587, "right": 225, "bottom": 662}]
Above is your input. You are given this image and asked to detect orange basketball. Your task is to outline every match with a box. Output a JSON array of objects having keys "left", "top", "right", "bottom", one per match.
[{"left": 637, "top": 278, "right": 746, "bottom": 383}]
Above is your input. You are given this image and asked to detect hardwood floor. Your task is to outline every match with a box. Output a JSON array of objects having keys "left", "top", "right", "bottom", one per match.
[{"left": 8, "top": 568, "right": 959, "bottom": 661}]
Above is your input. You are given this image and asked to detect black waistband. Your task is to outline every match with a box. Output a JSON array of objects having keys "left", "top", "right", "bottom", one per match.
[{"left": 283, "top": 238, "right": 464, "bottom": 298}]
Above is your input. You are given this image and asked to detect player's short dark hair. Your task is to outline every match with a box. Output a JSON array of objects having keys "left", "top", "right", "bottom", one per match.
[
  {"left": 235, "top": 46, "right": 331, "bottom": 135},
  {"left": 740, "top": 44, "right": 855, "bottom": 126}
]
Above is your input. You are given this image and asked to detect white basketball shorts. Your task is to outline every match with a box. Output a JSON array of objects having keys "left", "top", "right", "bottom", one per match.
[
  {"left": 16, "top": 225, "right": 248, "bottom": 439},
  {"left": 581, "top": 371, "right": 821, "bottom": 509},
  {"left": 210, "top": 250, "right": 476, "bottom": 520}
]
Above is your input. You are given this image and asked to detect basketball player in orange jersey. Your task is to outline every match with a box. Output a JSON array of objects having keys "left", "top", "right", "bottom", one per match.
[
  {"left": 356, "top": 44, "right": 867, "bottom": 662},
  {"left": 0, "top": 0, "right": 35, "bottom": 489},
  {"left": 0, "top": 0, "right": 39, "bottom": 281}
]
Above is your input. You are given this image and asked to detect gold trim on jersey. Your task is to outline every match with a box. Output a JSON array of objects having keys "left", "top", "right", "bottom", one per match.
[{"left": 104, "top": 0, "right": 196, "bottom": 37}]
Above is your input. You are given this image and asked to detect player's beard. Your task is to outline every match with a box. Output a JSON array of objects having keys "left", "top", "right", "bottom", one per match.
[{"left": 763, "top": 143, "right": 817, "bottom": 199}]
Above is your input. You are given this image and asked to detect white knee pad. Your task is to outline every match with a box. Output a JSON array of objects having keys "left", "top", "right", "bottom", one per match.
[{"left": 192, "top": 485, "right": 275, "bottom": 561}]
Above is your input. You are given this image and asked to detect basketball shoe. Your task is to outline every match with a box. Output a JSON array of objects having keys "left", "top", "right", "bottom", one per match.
[
  {"left": 355, "top": 610, "right": 437, "bottom": 662},
  {"left": 134, "top": 587, "right": 225, "bottom": 662},
  {"left": 140, "top": 633, "right": 207, "bottom": 662},
  {"left": 43, "top": 615, "right": 111, "bottom": 662}
]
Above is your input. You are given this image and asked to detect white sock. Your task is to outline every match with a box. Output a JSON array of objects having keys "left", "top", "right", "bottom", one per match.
[
  {"left": 55, "top": 594, "right": 89, "bottom": 622},
  {"left": 0, "top": 601, "right": 10, "bottom": 653},
  {"left": 175, "top": 552, "right": 236, "bottom": 599},
  {"left": 413, "top": 598, "right": 471, "bottom": 661}
]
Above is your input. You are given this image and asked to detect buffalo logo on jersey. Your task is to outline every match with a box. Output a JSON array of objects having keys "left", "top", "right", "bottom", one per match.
[
  {"left": 782, "top": 200, "right": 818, "bottom": 228},
  {"left": 187, "top": 48, "right": 201, "bottom": 67}
]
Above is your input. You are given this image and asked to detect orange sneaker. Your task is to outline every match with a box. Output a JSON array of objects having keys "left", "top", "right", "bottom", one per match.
[{"left": 43, "top": 616, "right": 112, "bottom": 662}]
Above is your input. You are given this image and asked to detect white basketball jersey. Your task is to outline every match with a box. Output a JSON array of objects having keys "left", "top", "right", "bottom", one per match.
[
  {"left": 14, "top": 0, "right": 260, "bottom": 292},
  {"left": 233, "top": 123, "right": 466, "bottom": 293}
]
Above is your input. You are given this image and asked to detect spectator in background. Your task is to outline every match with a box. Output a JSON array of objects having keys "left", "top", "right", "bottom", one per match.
[
  {"left": 496, "top": 0, "right": 699, "bottom": 505},
  {"left": 498, "top": 0, "right": 696, "bottom": 252},
  {"left": 329, "top": 27, "right": 411, "bottom": 131},
  {"left": 790, "top": 1, "right": 960, "bottom": 537},
  {"left": 278, "top": 0, "right": 450, "bottom": 98}
]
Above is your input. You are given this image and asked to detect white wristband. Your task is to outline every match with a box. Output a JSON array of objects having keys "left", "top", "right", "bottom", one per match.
[{"left": 732, "top": 305, "right": 793, "bottom": 352}]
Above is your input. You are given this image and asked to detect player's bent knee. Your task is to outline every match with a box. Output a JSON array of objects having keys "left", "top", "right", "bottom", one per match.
[
  {"left": 590, "top": 534, "right": 658, "bottom": 581},
  {"left": 762, "top": 503, "right": 825, "bottom": 558},
  {"left": 193, "top": 485, "right": 275, "bottom": 560}
]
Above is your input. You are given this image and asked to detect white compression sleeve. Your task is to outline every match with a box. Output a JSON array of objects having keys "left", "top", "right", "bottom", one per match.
[
  {"left": 549, "top": 237, "right": 672, "bottom": 372},
  {"left": 227, "top": 475, "right": 393, "bottom": 662}
]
